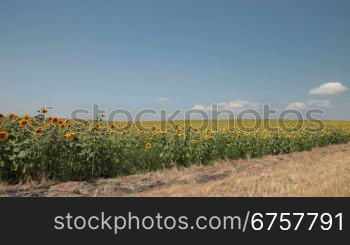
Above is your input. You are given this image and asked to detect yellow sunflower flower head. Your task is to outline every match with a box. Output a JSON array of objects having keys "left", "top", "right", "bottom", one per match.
[
  {"left": 24, "top": 114, "right": 31, "bottom": 120},
  {"left": 41, "top": 107, "right": 48, "bottom": 113},
  {"left": 52, "top": 117, "right": 59, "bottom": 124},
  {"left": 19, "top": 119, "right": 29, "bottom": 128},
  {"left": 9, "top": 113, "right": 17, "bottom": 120},
  {"left": 35, "top": 127, "right": 44, "bottom": 134},
  {"left": 145, "top": 142, "right": 152, "bottom": 150},
  {"left": 0, "top": 130, "right": 9, "bottom": 142}
]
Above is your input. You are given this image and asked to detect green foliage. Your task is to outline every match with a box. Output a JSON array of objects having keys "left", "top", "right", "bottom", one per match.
[{"left": 0, "top": 116, "right": 350, "bottom": 182}]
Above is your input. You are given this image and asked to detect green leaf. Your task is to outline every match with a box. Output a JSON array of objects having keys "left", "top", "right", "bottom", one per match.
[{"left": 18, "top": 151, "right": 27, "bottom": 158}]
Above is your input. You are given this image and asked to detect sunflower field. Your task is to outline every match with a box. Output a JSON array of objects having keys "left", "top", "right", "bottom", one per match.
[{"left": 0, "top": 111, "right": 350, "bottom": 182}]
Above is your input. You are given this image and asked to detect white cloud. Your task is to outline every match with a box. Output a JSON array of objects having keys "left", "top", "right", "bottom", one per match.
[
  {"left": 192, "top": 100, "right": 259, "bottom": 112},
  {"left": 192, "top": 104, "right": 213, "bottom": 111},
  {"left": 307, "top": 99, "right": 331, "bottom": 108},
  {"left": 158, "top": 97, "right": 168, "bottom": 101},
  {"left": 309, "top": 82, "right": 348, "bottom": 95},
  {"left": 286, "top": 100, "right": 331, "bottom": 110},
  {"left": 286, "top": 102, "right": 307, "bottom": 110}
]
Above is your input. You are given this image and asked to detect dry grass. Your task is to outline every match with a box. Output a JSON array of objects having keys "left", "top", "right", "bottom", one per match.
[
  {"left": 139, "top": 145, "right": 350, "bottom": 197},
  {"left": 1, "top": 143, "right": 350, "bottom": 197}
]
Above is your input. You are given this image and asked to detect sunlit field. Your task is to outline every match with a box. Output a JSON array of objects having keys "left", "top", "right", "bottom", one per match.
[{"left": 0, "top": 110, "right": 350, "bottom": 182}]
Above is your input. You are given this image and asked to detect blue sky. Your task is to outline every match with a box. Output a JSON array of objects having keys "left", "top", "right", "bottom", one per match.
[{"left": 1, "top": 0, "right": 349, "bottom": 119}]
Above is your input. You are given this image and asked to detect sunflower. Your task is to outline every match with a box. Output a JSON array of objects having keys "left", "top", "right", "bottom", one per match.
[
  {"left": 0, "top": 130, "right": 9, "bottom": 142},
  {"left": 145, "top": 142, "right": 152, "bottom": 150},
  {"left": 41, "top": 107, "right": 48, "bottom": 113},
  {"left": 64, "top": 131, "right": 77, "bottom": 140},
  {"left": 35, "top": 127, "right": 44, "bottom": 134},
  {"left": 57, "top": 120, "right": 64, "bottom": 125},
  {"left": 204, "top": 134, "right": 212, "bottom": 140},
  {"left": 52, "top": 117, "right": 59, "bottom": 124},
  {"left": 9, "top": 113, "right": 17, "bottom": 120},
  {"left": 95, "top": 124, "right": 101, "bottom": 129},
  {"left": 64, "top": 134, "right": 70, "bottom": 141},
  {"left": 24, "top": 114, "right": 31, "bottom": 120},
  {"left": 0, "top": 114, "right": 4, "bottom": 119},
  {"left": 60, "top": 124, "right": 66, "bottom": 129},
  {"left": 69, "top": 132, "right": 77, "bottom": 137},
  {"left": 177, "top": 133, "right": 184, "bottom": 138},
  {"left": 19, "top": 119, "right": 29, "bottom": 128}
]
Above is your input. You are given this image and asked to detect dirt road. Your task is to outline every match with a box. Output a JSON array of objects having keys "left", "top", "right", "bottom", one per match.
[{"left": 1, "top": 143, "right": 350, "bottom": 197}]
